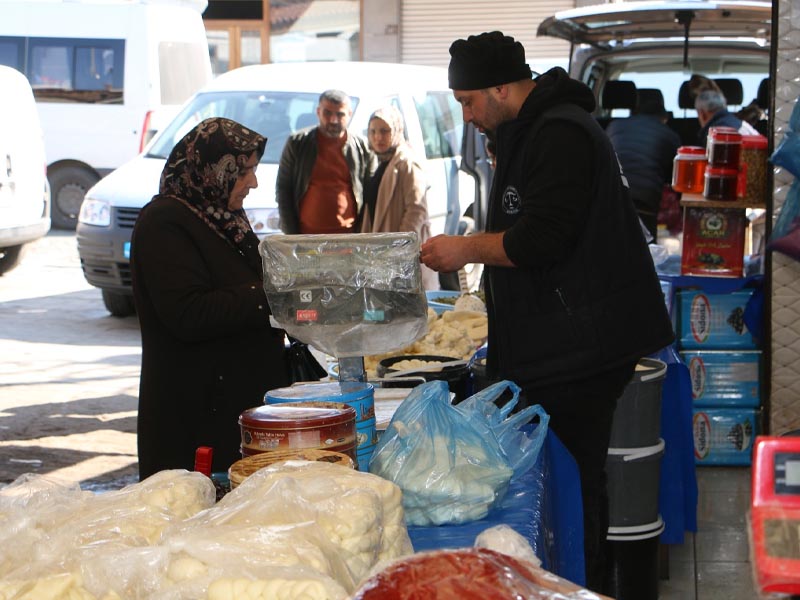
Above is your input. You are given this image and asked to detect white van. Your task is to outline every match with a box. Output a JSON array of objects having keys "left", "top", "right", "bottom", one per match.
[
  {"left": 0, "top": 65, "right": 50, "bottom": 275},
  {"left": 77, "top": 61, "right": 477, "bottom": 316},
  {"left": 0, "top": 0, "right": 212, "bottom": 229}
]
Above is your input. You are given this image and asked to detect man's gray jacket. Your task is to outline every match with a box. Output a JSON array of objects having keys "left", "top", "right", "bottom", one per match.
[{"left": 276, "top": 127, "right": 374, "bottom": 234}]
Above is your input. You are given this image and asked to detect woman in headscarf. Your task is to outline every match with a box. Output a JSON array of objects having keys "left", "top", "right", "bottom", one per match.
[
  {"left": 131, "top": 117, "right": 289, "bottom": 479},
  {"left": 360, "top": 105, "right": 438, "bottom": 289}
]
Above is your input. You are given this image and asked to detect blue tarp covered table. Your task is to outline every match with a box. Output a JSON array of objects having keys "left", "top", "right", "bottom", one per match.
[{"left": 406, "top": 428, "right": 586, "bottom": 586}]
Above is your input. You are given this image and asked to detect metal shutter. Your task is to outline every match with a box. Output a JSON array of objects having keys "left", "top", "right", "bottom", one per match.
[{"left": 401, "top": 0, "right": 572, "bottom": 69}]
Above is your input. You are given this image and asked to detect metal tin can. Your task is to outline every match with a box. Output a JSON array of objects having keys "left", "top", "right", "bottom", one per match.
[
  {"left": 238, "top": 401, "right": 357, "bottom": 462},
  {"left": 265, "top": 382, "right": 375, "bottom": 470}
]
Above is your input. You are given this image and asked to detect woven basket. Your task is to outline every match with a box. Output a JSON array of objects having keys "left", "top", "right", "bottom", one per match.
[{"left": 228, "top": 448, "right": 355, "bottom": 489}]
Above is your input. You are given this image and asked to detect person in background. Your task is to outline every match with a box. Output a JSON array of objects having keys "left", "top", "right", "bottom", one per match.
[
  {"left": 695, "top": 88, "right": 759, "bottom": 147},
  {"left": 131, "top": 117, "right": 289, "bottom": 479},
  {"left": 276, "top": 89, "right": 375, "bottom": 234},
  {"left": 360, "top": 105, "right": 438, "bottom": 290},
  {"left": 605, "top": 92, "right": 681, "bottom": 241},
  {"left": 419, "top": 31, "right": 674, "bottom": 593}
]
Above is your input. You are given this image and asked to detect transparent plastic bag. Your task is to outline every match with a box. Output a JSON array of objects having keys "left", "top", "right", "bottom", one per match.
[
  {"left": 260, "top": 233, "right": 428, "bottom": 358},
  {"left": 369, "top": 380, "right": 549, "bottom": 526}
]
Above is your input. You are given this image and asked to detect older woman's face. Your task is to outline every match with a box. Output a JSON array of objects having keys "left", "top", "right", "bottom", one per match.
[
  {"left": 228, "top": 152, "right": 259, "bottom": 211},
  {"left": 368, "top": 117, "right": 393, "bottom": 154}
]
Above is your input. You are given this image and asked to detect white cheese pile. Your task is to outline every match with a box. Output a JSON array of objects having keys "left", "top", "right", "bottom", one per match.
[
  {"left": 0, "top": 463, "right": 413, "bottom": 599},
  {"left": 371, "top": 422, "right": 513, "bottom": 527}
]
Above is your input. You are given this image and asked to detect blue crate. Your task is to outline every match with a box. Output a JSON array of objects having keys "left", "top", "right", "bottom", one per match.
[
  {"left": 681, "top": 350, "right": 760, "bottom": 408},
  {"left": 693, "top": 407, "right": 760, "bottom": 466},
  {"left": 677, "top": 289, "right": 758, "bottom": 349}
]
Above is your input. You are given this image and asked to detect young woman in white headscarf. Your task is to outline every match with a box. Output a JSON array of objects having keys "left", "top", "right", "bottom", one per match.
[{"left": 360, "top": 105, "right": 439, "bottom": 289}]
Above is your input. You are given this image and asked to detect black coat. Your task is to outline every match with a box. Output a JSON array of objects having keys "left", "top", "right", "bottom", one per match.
[
  {"left": 605, "top": 114, "right": 681, "bottom": 197},
  {"left": 131, "top": 197, "right": 288, "bottom": 478},
  {"left": 485, "top": 68, "right": 674, "bottom": 387}
]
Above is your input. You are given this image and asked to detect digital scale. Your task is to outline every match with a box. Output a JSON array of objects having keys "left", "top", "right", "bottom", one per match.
[{"left": 751, "top": 435, "right": 800, "bottom": 596}]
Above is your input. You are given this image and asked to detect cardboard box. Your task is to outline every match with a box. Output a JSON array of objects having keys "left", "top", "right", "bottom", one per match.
[
  {"left": 681, "top": 350, "right": 760, "bottom": 407},
  {"left": 681, "top": 206, "right": 746, "bottom": 277},
  {"left": 677, "top": 288, "right": 758, "bottom": 349},
  {"left": 693, "top": 408, "right": 760, "bottom": 466}
]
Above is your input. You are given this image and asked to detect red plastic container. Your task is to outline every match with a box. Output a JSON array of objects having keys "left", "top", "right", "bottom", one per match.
[
  {"left": 681, "top": 206, "right": 746, "bottom": 277},
  {"left": 672, "top": 146, "right": 708, "bottom": 194}
]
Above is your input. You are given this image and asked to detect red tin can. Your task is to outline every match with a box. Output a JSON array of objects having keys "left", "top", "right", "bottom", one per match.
[{"left": 238, "top": 401, "right": 357, "bottom": 463}]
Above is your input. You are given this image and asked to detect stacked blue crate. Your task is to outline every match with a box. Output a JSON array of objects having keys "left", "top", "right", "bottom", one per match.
[{"left": 676, "top": 286, "right": 763, "bottom": 466}]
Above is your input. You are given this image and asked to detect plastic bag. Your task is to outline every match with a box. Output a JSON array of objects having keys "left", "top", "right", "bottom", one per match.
[
  {"left": 767, "top": 216, "right": 800, "bottom": 262},
  {"left": 771, "top": 96, "right": 800, "bottom": 178},
  {"left": 369, "top": 380, "right": 549, "bottom": 526},
  {"left": 260, "top": 233, "right": 428, "bottom": 358},
  {"left": 285, "top": 336, "right": 327, "bottom": 383}
]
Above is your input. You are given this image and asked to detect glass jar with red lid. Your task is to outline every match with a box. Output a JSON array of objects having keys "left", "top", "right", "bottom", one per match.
[
  {"left": 707, "top": 127, "right": 742, "bottom": 168},
  {"left": 672, "top": 146, "right": 708, "bottom": 194},
  {"left": 704, "top": 166, "right": 740, "bottom": 201}
]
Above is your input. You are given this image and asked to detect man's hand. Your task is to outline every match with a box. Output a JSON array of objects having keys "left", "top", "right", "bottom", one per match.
[
  {"left": 420, "top": 232, "right": 514, "bottom": 271},
  {"left": 420, "top": 235, "right": 468, "bottom": 272}
]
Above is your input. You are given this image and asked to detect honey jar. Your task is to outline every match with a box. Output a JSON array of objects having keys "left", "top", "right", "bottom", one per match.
[
  {"left": 704, "top": 166, "right": 739, "bottom": 201},
  {"left": 707, "top": 127, "right": 742, "bottom": 168},
  {"left": 672, "top": 146, "right": 708, "bottom": 194}
]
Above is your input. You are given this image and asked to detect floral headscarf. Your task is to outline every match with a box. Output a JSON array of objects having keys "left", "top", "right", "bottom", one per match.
[
  {"left": 369, "top": 105, "right": 405, "bottom": 162},
  {"left": 158, "top": 117, "right": 266, "bottom": 254}
]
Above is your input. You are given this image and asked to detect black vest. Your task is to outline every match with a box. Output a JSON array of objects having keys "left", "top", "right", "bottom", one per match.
[{"left": 485, "top": 103, "right": 674, "bottom": 387}]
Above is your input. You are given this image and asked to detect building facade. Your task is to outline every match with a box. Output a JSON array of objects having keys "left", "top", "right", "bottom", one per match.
[{"left": 203, "top": 0, "right": 574, "bottom": 74}]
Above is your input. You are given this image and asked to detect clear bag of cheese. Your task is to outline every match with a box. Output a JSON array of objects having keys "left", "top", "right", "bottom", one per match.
[{"left": 369, "top": 380, "right": 549, "bottom": 527}]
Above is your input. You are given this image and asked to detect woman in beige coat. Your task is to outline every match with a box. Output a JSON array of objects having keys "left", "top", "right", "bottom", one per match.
[{"left": 361, "top": 105, "right": 438, "bottom": 289}]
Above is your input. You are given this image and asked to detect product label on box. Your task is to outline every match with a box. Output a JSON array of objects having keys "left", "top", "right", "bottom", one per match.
[
  {"left": 693, "top": 408, "right": 758, "bottom": 465},
  {"left": 678, "top": 289, "right": 757, "bottom": 349},
  {"left": 690, "top": 294, "right": 712, "bottom": 344},
  {"left": 682, "top": 351, "right": 760, "bottom": 407},
  {"left": 296, "top": 309, "right": 318, "bottom": 322},
  {"left": 681, "top": 207, "right": 746, "bottom": 277}
]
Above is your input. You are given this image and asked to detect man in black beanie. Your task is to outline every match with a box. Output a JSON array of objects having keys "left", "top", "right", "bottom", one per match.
[{"left": 421, "top": 31, "right": 674, "bottom": 594}]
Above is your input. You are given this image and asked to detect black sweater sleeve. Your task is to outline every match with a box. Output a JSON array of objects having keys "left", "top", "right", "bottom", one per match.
[{"left": 503, "top": 120, "right": 596, "bottom": 268}]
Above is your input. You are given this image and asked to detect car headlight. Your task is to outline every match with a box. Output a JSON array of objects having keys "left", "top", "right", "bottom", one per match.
[
  {"left": 78, "top": 197, "right": 111, "bottom": 226},
  {"left": 245, "top": 208, "right": 281, "bottom": 236}
]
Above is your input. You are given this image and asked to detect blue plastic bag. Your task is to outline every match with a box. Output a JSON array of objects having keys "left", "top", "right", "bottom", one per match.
[
  {"left": 771, "top": 96, "right": 800, "bottom": 178},
  {"left": 369, "top": 379, "right": 549, "bottom": 526}
]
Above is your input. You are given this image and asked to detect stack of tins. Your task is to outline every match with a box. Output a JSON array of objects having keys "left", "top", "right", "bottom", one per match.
[
  {"left": 228, "top": 448, "right": 355, "bottom": 489},
  {"left": 239, "top": 401, "right": 357, "bottom": 466},
  {"left": 265, "top": 382, "right": 376, "bottom": 472}
]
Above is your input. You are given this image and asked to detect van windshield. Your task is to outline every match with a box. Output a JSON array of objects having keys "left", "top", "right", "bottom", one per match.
[{"left": 147, "top": 91, "right": 360, "bottom": 164}]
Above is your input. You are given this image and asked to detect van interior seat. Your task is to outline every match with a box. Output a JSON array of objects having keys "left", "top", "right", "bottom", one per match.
[
  {"left": 755, "top": 77, "right": 770, "bottom": 135},
  {"left": 714, "top": 78, "right": 744, "bottom": 107},
  {"left": 757, "top": 77, "right": 770, "bottom": 111},
  {"left": 674, "top": 80, "right": 700, "bottom": 145},
  {"left": 636, "top": 88, "right": 667, "bottom": 114},
  {"left": 598, "top": 80, "right": 637, "bottom": 129}
]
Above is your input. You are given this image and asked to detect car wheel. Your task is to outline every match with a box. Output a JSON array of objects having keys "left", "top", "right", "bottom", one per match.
[
  {"left": 0, "top": 245, "right": 24, "bottom": 276},
  {"left": 49, "top": 166, "right": 100, "bottom": 231},
  {"left": 102, "top": 290, "right": 136, "bottom": 317}
]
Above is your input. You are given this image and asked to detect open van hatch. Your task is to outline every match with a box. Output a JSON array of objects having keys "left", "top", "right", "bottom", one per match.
[{"left": 537, "top": 1, "right": 771, "bottom": 48}]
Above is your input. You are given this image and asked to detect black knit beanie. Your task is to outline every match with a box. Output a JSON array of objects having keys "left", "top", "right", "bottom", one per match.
[{"left": 448, "top": 31, "right": 533, "bottom": 90}]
